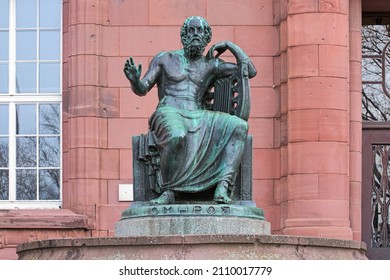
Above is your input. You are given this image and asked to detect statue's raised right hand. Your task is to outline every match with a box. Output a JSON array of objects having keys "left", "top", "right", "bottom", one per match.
[{"left": 124, "top": 57, "right": 142, "bottom": 82}]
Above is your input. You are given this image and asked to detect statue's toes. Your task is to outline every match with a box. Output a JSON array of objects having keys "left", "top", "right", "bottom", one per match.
[{"left": 150, "top": 190, "right": 175, "bottom": 205}]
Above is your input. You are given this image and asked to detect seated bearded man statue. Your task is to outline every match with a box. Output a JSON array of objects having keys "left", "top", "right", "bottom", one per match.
[{"left": 124, "top": 16, "right": 257, "bottom": 205}]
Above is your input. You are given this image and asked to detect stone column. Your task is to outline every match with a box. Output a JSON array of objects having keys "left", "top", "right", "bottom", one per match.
[
  {"left": 62, "top": 0, "right": 118, "bottom": 232},
  {"left": 348, "top": 0, "right": 362, "bottom": 241},
  {"left": 282, "top": 0, "right": 352, "bottom": 239}
]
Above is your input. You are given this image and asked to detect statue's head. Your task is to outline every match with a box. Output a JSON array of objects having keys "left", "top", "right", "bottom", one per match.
[{"left": 180, "top": 16, "right": 212, "bottom": 57}]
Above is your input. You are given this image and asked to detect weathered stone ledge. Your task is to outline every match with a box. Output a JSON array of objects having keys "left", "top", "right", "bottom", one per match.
[
  {"left": 17, "top": 234, "right": 368, "bottom": 260},
  {"left": 0, "top": 209, "right": 92, "bottom": 229}
]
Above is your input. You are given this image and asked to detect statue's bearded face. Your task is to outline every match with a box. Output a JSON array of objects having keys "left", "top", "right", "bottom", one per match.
[{"left": 182, "top": 18, "right": 208, "bottom": 58}]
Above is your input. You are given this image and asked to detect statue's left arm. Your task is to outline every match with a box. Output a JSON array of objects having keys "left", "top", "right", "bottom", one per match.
[{"left": 208, "top": 41, "right": 257, "bottom": 78}]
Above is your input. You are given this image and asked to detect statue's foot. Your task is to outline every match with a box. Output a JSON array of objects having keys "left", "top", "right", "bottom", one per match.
[
  {"left": 213, "top": 181, "right": 232, "bottom": 204},
  {"left": 150, "top": 190, "right": 175, "bottom": 205}
]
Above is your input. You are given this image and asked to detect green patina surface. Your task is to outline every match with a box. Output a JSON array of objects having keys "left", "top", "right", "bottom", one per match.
[
  {"left": 124, "top": 16, "right": 257, "bottom": 205},
  {"left": 120, "top": 204, "right": 265, "bottom": 220}
]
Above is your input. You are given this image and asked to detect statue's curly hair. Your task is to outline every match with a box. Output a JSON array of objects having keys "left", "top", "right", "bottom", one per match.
[{"left": 180, "top": 16, "right": 212, "bottom": 45}]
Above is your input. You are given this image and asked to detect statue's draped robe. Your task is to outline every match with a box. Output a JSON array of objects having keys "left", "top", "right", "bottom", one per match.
[{"left": 147, "top": 97, "right": 248, "bottom": 194}]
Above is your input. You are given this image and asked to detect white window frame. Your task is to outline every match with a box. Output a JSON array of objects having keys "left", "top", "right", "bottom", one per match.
[{"left": 0, "top": 0, "right": 62, "bottom": 209}]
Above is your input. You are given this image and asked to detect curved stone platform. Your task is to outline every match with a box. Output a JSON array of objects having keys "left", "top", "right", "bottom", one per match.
[{"left": 16, "top": 235, "right": 368, "bottom": 260}]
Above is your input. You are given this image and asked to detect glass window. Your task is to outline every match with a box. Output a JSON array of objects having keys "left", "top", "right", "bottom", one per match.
[
  {"left": 0, "top": 63, "right": 9, "bottom": 94},
  {"left": 16, "top": 169, "right": 37, "bottom": 200},
  {"left": 39, "top": 30, "right": 60, "bottom": 60},
  {"left": 0, "top": 137, "right": 8, "bottom": 167},
  {"left": 362, "top": 18, "right": 390, "bottom": 121},
  {"left": 16, "top": 30, "right": 37, "bottom": 60},
  {"left": 16, "top": 104, "right": 36, "bottom": 134},
  {"left": 16, "top": 0, "right": 37, "bottom": 28},
  {"left": 39, "top": 169, "right": 60, "bottom": 200},
  {"left": 39, "top": 136, "right": 60, "bottom": 167},
  {"left": 0, "top": 0, "right": 9, "bottom": 29},
  {"left": 0, "top": 170, "right": 9, "bottom": 200},
  {"left": 13, "top": 103, "right": 61, "bottom": 203},
  {"left": 0, "top": 104, "right": 9, "bottom": 201},
  {"left": 39, "top": 62, "right": 60, "bottom": 93},
  {"left": 39, "top": 0, "right": 61, "bottom": 28},
  {"left": 39, "top": 104, "right": 60, "bottom": 134},
  {"left": 16, "top": 136, "right": 37, "bottom": 167},
  {"left": 0, "top": 31, "right": 9, "bottom": 61},
  {"left": 16, "top": 62, "right": 37, "bottom": 93},
  {"left": 0, "top": 0, "right": 62, "bottom": 208},
  {"left": 12, "top": 102, "right": 61, "bottom": 203},
  {"left": 0, "top": 104, "right": 8, "bottom": 134}
]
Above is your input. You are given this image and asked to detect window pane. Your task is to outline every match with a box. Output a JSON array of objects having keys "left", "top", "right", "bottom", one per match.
[
  {"left": 0, "top": 104, "right": 8, "bottom": 134},
  {"left": 16, "top": 137, "right": 37, "bottom": 167},
  {"left": 362, "top": 25, "right": 388, "bottom": 56},
  {"left": 16, "top": 62, "right": 37, "bottom": 93},
  {"left": 16, "top": 0, "right": 37, "bottom": 28},
  {"left": 39, "top": 30, "right": 60, "bottom": 60},
  {"left": 386, "top": 47, "right": 390, "bottom": 93},
  {"left": 39, "top": 104, "right": 60, "bottom": 134},
  {"left": 362, "top": 57, "right": 382, "bottom": 82},
  {"left": 0, "top": 63, "right": 8, "bottom": 93},
  {"left": 39, "top": 0, "right": 61, "bottom": 28},
  {"left": 16, "top": 169, "right": 37, "bottom": 200},
  {"left": 0, "top": 0, "right": 9, "bottom": 28},
  {"left": 362, "top": 83, "right": 390, "bottom": 121},
  {"left": 39, "top": 169, "right": 60, "bottom": 200},
  {"left": 39, "top": 136, "right": 60, "bottom": 167},
  {"left": 362, "top": 23, "right": 390, "bottom": 122},
  {"left": 0, "top": 170, "right": 9, "bottom": 200},
  {"left": 16, "top": 104, "right": 36, "bottom": 134},
  {"left": 39, "top": 62, "right": 60, "bottom": 93},
  {"left": 16, "top": 30, "right": 37, "bottom": 60},
  {"left": 0, "top": 31, "right": 9, "bottom": 61},
  {"left": 0, "top": 137, "right": 8, "bottom": 167}
]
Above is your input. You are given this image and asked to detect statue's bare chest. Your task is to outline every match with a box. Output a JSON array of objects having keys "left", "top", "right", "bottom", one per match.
[{"left": 162, "top": 55, "right": 213, "bottom": 86}]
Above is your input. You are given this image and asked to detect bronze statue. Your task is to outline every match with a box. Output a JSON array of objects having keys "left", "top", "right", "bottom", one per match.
[{"left": 124, "top": 16, "right": 257, "bottom": 205}]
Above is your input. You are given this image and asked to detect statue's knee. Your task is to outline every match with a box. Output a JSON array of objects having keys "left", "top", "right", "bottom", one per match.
[
  {"left": 169, "top": 132, "right": 186, "bottom": 148},
  {"left": 234, "top": 120, "right": 248, "bottom": 139}
]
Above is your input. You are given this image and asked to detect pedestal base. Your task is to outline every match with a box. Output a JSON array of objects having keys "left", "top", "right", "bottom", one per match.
[
  {"left": 16, "top": 235, "right": 367, "bottom": 260},
  {"left": 116, "top": 216, "right": 271, "bottom": 236},
  {"left": 115, "top": 204, "right": 270, "bottom": 236}
]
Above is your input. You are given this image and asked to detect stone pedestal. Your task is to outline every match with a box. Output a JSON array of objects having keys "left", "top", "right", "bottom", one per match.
[
  {"left": 115, "top": 204, "right": 270, "bottom": 236},
  {"left": 16, "top": 204, "right": 367, "bottom": 260},
  {"left": 116, "top": 216, "right": 270, "bottom": 236}
]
